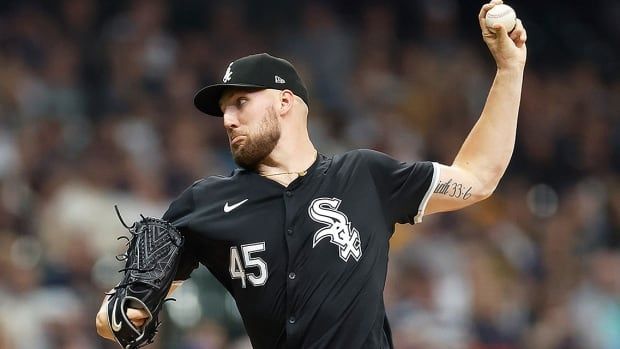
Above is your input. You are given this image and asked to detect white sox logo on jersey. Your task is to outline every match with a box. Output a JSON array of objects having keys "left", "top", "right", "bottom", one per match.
[{"left": 308, "top": 198, "right": 362, "bottom": 262}]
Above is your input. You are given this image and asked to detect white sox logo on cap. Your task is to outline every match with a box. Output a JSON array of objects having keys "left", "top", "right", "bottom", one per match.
[{"left": 222, "top": 62, "right": 233, "bottom": 83}]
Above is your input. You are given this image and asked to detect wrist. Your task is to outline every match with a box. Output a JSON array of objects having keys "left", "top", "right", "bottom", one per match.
[
  {"left": 496, "top": 64, "right": 525, "bottom": 76},
  {"left": 497, "top": 62, "right": 525, "bottom": 73}
]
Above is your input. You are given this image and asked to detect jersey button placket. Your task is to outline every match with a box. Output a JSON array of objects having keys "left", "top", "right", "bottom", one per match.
[{"left": 283, "top": 187, "right": 298, "bottom": 338}]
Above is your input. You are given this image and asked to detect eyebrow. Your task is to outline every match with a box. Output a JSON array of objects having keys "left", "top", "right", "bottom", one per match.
[
  {"left": 218, "top": 91, "right": 239, "bottom": 110},
  {"left": 219, "top": 88, "right": 262, "bottom": 109}
]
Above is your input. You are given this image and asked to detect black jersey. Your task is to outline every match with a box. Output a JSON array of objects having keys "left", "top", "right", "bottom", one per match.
[{"left": 163, "top": 149, "right": 438, "bottom": 349}]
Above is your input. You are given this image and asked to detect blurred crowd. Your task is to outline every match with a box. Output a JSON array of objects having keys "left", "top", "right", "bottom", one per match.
[{"left": 0, "top": 0, "right": 619, "bottom": 348}]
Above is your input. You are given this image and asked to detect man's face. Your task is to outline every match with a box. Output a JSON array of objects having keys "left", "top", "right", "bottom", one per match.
[{"left": 219, "top": 88, "right": 281, "bottom": 169}]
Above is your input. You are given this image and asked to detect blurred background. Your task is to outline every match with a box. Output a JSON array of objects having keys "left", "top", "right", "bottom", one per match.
[{"left": 0, "top": 0, "right": 619, "bottom": 348}]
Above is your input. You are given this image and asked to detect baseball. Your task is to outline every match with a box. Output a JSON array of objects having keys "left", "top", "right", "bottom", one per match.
[{"left": 485, "top": 4, "right": 517, "bottom": 32}]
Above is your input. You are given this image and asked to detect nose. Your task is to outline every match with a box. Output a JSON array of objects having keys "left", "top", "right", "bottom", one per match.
[{"left": 223, "top": 107, "right": 239, "bottom": 130}]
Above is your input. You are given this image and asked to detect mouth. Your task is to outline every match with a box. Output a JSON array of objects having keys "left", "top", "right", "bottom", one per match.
[{"left": 230, "top": 135, "right": 246, "bottom": 147}]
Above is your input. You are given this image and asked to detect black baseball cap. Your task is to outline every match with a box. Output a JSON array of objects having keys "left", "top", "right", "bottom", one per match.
[{"left": 193, "top": 53, "right": 309, "bottom": 117}]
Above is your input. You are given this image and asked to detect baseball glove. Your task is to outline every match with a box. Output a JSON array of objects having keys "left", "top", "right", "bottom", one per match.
[{"left": 106, "top": 206, "right": 184, "bottom": 349}]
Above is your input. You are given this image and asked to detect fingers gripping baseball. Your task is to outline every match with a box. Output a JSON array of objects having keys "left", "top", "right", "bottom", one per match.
[
  {"left": 510, "top": 19, "right": 527, "bottom": 47},
  {"left": 479, "top": 1, "right": 527, "bottom": 69},
  {"left": 478, "top": 0, "right": 504, "bottom": 34}
]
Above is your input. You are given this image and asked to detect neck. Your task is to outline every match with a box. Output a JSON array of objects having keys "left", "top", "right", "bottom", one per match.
[
  {"left": 255, "top": 106, "right": 318, "bottom": 185},
  {"left": 257, "top": 127, "right": 317, "bottom": 180},
  {"left": 258, "top": 146, "right": 317, "bottom": 177}
]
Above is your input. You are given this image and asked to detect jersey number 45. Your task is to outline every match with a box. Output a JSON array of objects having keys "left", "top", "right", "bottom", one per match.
[{"left": 229, "top": 242, "right": 268, "bottom": 288}]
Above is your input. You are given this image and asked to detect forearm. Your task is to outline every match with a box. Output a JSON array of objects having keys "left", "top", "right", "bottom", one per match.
[
  {"left": 453, "top": 66, "right": 524, "bottom": 193},
  {"left": 96, "top": 293, "right": 114, "bottom": 340}
]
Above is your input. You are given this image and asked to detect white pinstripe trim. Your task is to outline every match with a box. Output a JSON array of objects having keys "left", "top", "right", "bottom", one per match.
[{"left": 414, "top": 162, "right": 441, "bottom": 224}]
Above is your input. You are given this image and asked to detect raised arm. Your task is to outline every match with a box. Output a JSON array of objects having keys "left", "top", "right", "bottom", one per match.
[{"left": 425, "top": 0, "right": 527, "bottom": 216}]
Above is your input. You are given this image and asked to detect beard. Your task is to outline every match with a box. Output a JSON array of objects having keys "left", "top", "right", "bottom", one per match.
[{"left": 230, "top": 107, "right": 281, "bottom": 170}]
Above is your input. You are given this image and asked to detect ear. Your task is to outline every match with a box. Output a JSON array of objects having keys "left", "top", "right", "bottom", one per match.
[{"left": 278, "top": 90, "right": 295, "bottom": 115}]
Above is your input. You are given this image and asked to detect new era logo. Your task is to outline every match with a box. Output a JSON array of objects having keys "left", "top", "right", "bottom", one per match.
[{"left": 275, "top": 75, "right": 286, "bottom": 84}]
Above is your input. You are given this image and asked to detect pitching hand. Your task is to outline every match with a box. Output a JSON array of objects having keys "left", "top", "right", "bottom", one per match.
[{"left": 479, "top": 0, "right": 527, "bottom": 69}]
